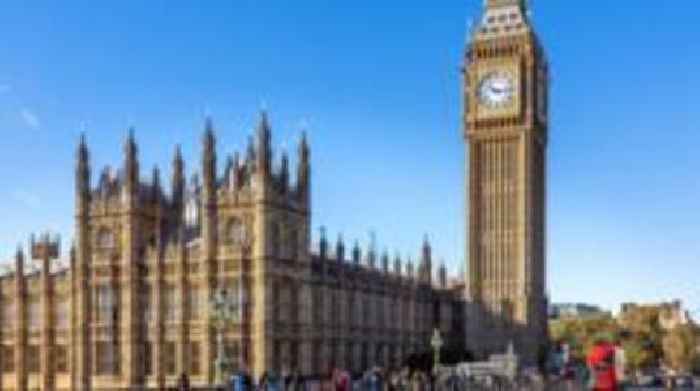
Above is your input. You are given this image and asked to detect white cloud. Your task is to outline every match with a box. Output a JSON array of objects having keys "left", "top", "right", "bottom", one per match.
[
  {"left": 0, "top": 84, "right": 10, "bottom": 94},
  {"left": 20, "top": 108, "right": 40, "bottom": 129}
]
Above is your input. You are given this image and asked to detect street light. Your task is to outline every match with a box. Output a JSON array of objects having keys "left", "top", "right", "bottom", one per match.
[
  {"left": 210, "top": 230, "right": 254, "bottom": 386},
  {"left": 210, "top": 287, "right": 241, "bottom": 385},
  {"left": 431, "top": 328, "right": 444, "bottom": 374}
]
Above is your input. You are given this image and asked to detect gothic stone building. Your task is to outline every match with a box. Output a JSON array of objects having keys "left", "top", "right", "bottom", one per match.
[
  {"left": 0, "top": 0, "right": 552, "bottom": 388},
  {"left": 0, "top": 114, "right": 465, "bottom": 390}
]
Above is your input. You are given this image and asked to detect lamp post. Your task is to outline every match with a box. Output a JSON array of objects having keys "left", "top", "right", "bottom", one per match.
[
  {"left": 210, "top": 229, "right": 254, "bottom": 387},
  {"left": 431, "top": 328, "right": 444, "bottom": 374},
  {"left": 211, "top": 287, "right": 240, "bottom": 386}
]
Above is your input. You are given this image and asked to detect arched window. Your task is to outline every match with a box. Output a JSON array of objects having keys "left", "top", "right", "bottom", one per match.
[
  {"left": 97, "top": 228, "right": 115, "bottom": 249},
  {"left": 226, "top": 218, "right": 247, "bottom": 246}
]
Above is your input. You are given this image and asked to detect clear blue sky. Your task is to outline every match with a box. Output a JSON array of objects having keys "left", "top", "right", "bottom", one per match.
[{"left": 0, "top": 1, "right": 698, "bottom": 315}]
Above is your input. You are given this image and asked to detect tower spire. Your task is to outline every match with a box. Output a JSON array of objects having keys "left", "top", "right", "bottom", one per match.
[
  {"left": 256, "top": 111, "right": 272, "bottom": 176},
  {"left": 202, "top": 117, "right": 216, "bottom": 191},
  {"left": 336, "top": 234, "right": 345, "bottom": 263},
  {"left": 297, "top": 131, "right": 310, "bottom": 204},
  {"left": 151, "top": 165, "right": 161, "bottom": 200},
  {"left": 172, "top": 144, "right": 185, "bottom": 222},
  {"left": 124, "top": 128, "right": 139, "bottom": 189},
  {"left": 420, "top": 234, "right": 433, "bottom": 285},
  {"left": 280, "top": 150, "right": 289, "bottom": 193},
  {"left": 319, "top": 226, "right": 328, "bottom": 260},
  {"left": 76, "top": 133, "right": 90, "bottom": 204}
]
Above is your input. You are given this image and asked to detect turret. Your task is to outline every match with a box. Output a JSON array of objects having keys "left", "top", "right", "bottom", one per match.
[
  {"left": 256, "top": 111, "right": 272, "bottom": 178},
  {"left": 172, "top": 145, "right": 185, "bottom": 225},
  {"left": 394, "top": 253, "right": 402, "bottom": 275},
  {"left": 15, "top": 245, "right": 25, "bottom": 278},
  {"left": 14, "top": 244, "right": 26, "bottom": 391},
  {"left": 367, "top": 233, "right": 377, "bottom": 269},
  {"left": 202, "top": 118, "right": 217, "bottom": 194},
  {"left": 420, "top": 235, "right": 433, "bottom": 285},
  {"left": 336, "top": 234, "right": 345, "bottom": 263},
  {"left": 352, "top": 241, "right": 361, "bottom": 267},
  {"left": 151, "top": 166, "right": 162, "bottom": 202},
  {"left": 246, "top": 135, "right": 256, "bottom": 169},
  {"left": 76, "top": 133, "right": 91, "bottom": 209},
  {"left": 280, "top": 151, "right": 289, "bottom": 193},
  {"left": 224, "top": 155, "right": 234, "bottom": 188},
  {"left": 439, "top": 263, "right": 448, "bottom": 289},
  {"left": 124, "top": 129, "right": 139, "bottom": 192},
  {"left": 152, "top": 166, "right": 163, "bottom": 244},
  {"left": 297, "top": 132, "right": 310, "bottom": 204},
  {"left": 381, "top": 250, "right": 390, "bottom": 274},
  {"left": 407, "top": 258, "right": 415, "bottom": 281},
  {"left": 319, "top": 226, "right": 328, "bottom": 260},
  {"left": 232, "top": 152, "right": 241, "bottom": 189},
  {"left": 201, "top": 119, "right": 218, "bottom": 259}
]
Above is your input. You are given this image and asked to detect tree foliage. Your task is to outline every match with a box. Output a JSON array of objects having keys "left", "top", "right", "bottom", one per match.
[
  {"left": 662, "top": 325, "right": 697, "bottom": 372},
  {"left": 549, "top": 317, "right": 619, "bottom": 362},
  {"left": 551, "top": 307, "right": 699, "bottom": 374},
  {"left": 691, "top": 354, "right": 700, "bottom": 377}
]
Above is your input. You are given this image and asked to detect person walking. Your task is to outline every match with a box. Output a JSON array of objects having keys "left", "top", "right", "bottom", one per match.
[
  {"left": 586, "top": 337, "right": 617, "bottom": 391},
  {"left": 258, "top": 371, "right": 269, "bottom": 391},
  {"left": 177, "top": 373, "right": 190, "bottom": 391}
]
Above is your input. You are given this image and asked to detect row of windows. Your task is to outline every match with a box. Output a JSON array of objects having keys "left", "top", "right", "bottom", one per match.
[
  {"left": 41, "top": 282, "right": 246, "bottom": 326},
  {"left": 1, "top": 345, "right": 69, "bottom": 373},
  {"left": 487, "top": 12, "right": 520, "bottom": 24},
  {"left": 225, "top": 218, "right": 304, "bottom": 260},
  {"left": 95, "top": 341, "right": 204, "bottom": 376},
  {"left": 95, "top": 219, "right": 305, "bottom": 261},
  {"left": 94, "top": 284, "right": 241, "bottom": 324},
  {"left": 312, "top": 291, "right": 432, "bottom": 331},
  {"left": 480, "top": 23, "right": 524, "bottom": 35},
  {"left": 1, "top": 300, "right": 70, "bottom": 328}
]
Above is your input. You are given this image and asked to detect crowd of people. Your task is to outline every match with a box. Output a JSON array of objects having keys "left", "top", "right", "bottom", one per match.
[
  {"left": 175, "top": 335, "right": 696, "bottom": 390},
  {"left": 175, "top": 366, "right": 443, "bottom": 391}
]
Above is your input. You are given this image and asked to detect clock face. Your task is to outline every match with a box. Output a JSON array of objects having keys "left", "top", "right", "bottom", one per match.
[{"left": 477, "top": 71, "right": 515, "bottom": 108}]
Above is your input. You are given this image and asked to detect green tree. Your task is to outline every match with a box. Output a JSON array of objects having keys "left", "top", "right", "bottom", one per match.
[
  {"left": 623, "top": 338, "right": 656, "bottom": 371},
  {"left": 662, "top": 325, "right": 697, "bottom": 372},
  {"left": 549, "top": 316, "right": 619, "bottom": 362},
  {"left": 690, "top": 354, "right": 700, "bottom": 377}
]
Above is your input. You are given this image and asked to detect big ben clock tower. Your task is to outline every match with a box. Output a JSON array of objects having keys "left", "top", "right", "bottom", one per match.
[{"left": 463, "top": 0, "right": 548, "bottom": 362}]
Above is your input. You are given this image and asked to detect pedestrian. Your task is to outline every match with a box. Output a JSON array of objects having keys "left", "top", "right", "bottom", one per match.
[
  {"left": 286, "top": 368, "right": 302, "bottom": 391},
  {"left": 177, "top": 372, "right": 190, "bottom": 391},
  {"left": 586, "top": 336, "right": 617, "bottom": 391},
  {"left": 321, "top": 368, "right": 334, "bottom": 391},
  {"left": 258, "top": 371, "right": 269, "bottom": 391},
  {"left": 335, "top": 369, "right": 351, "bottom": 391}
]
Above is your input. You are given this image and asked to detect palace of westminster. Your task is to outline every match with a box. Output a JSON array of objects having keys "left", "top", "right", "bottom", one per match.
[{"left": 0, "top": 0, "right": 548, "bottom": 389}]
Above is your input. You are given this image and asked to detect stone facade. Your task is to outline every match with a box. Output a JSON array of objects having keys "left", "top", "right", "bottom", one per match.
[
  {"left": 462, "top": 0, "right": 548, "bottom": 363},
  {"left": 0, "top": 0, "right": 553, "bottom": 388},
  {"left": 0, "top": 114, "right": 464, "bottom": 390}
]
